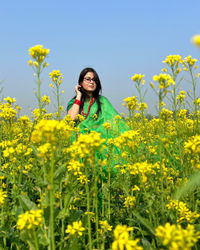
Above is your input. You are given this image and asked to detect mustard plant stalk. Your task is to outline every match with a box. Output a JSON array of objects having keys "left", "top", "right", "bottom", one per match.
[{"left": 49, "top": 154, "right": 55, "bottom": 250}]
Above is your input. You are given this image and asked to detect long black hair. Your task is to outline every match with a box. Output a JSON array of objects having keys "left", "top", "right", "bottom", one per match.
[{"left": 76, "top": 67, "right": 102, "bottom": 116}]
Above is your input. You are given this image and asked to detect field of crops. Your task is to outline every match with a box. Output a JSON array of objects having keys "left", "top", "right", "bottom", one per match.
[{"left": 0, "top": 37, "right": 200, "bottom": 250}]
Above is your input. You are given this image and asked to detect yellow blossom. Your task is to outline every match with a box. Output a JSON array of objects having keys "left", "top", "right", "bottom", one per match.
[
  {"left": 0, "top": 189, "right": 7, "bottom": 206},
  {"left": 156, "top": 223, "right": 200, "bottom": 249},
  {"left": 17, "top": 210, "right": 43, "bottom": 230},
  {"left": 192, "top": 34, "right": 200, "bottom": 47},
  {"left": 65, "top": 220, "right": 85, "bottom": 236}
]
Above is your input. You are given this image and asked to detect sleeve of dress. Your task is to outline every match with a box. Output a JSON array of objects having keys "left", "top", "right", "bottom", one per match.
[{"left": 66, "top": 98, "right": 75, "bottom": 112}]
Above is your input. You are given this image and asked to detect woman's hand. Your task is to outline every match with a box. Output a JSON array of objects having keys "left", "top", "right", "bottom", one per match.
[{"left": 75, "top": 85, "right": 82, "bottom": 99}]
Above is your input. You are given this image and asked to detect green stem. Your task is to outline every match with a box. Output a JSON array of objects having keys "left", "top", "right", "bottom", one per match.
[
  {"left": 190, "top": 67, "right": 199, "bottom": 132},
  {"left": 49, "top": 155, "right": 55, "bottom": 250},
  {"left": 85, "top": 178, "right": 92, "bottom": 249},
  {"left": 37, "top": 64, "right": 42, "bottom": 118},
  {"left": 33, "top": 228, "right": 39, "bottom": 250},
  {"left": 107, "top": 146, "right": 113, "bottom": 221},
  {"left": 56, "top": 85, "right": 60, "bottom": 120},
  {"left": 95, "top": 167, "right": 99, "bottom": 249}
]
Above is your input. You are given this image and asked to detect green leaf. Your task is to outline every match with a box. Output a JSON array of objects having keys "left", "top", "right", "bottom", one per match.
[
  {"left": 174, "top": 170, "right": 200, "bottom": 200},
  {"left": 54, "top": 164, "right": 66, "bottom": 179},
  {"left": 18, "top": 194, "right": 38, "bottom": 211},
  {"left": 130, "top": 211, "right": 155, "bottom": 236}
]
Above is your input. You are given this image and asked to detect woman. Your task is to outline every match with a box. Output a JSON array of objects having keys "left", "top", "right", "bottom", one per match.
[{"left": 67, "top": 67, "right": 129, "bottom": 138}]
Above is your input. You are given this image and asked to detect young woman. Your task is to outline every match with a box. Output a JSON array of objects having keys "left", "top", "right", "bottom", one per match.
[{"left": 67, "top": 67, "right": 129, "bottom": 138}]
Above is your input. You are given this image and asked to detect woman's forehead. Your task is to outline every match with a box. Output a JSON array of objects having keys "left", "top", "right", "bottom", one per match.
[{"left": 85, "top": 72, "right": 94, "bottom": 77}]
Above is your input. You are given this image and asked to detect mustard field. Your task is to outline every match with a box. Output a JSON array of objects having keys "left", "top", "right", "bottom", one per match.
[{"left": 0, "top": 39, "right": 200, "bottom": 249}]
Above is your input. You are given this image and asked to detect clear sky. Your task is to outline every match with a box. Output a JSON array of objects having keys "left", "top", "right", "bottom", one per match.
[{"left": 0, "top": 0, "right": 200, "bottom": 116}]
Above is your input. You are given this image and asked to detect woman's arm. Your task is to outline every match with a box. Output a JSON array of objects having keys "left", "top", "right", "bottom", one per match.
[{"left": 67, "top": 85, "right": 82, "bottom": 120}]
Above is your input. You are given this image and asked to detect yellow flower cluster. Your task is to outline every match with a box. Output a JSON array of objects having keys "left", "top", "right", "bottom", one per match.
[
  {"left": 184, "top": 135, "right": 200, "bottom": 168},
  {"left": 176, "top": 91, "right": 186, "bottom": 104},
  {"left": 41, "top": 95, "right": 50, "bottom": 105},
  {"left": 66, "top": 131, "right": 105, "bottom": 158},
  {"left": 0, "top": 189, "right": 7, "bottom": 206},
  {"left": 17, "top": 115, "right": 31, "bottom": 126},
  {"left": 28, "top": 45, "right": 49, "bottom": 68},
  {"left": 49, "top": 70, "right": 63, "bottom": 86},
  {"left": 37, "top": 142, "right": 54, "bottom": 160},
  {"left": 123, "top": 196, "right": 136, "bottom": 208},
  {"left": 4, "top": 97, "right": 16, "bottom": 103},
  {"left": 65, "top": 220, "right": 85, "bottom": 236},
  {"left": 131, "top": 74, "right": 145, "bottom": 85},
  {"left": 123, "top": 96, "right": 138, "bottom": 110},
  {"left": 184, "top": 56, "right": 197, "bottom": 68},
  {"left": 162, "top": 55, "right": 182, "bottom": 67},
  {"left": 156, "top": 223, "right": 200, "bottom": 249},
  {"left": 126, "top": 161, "right": 156, "bottom": 183},
  {"left": 178, "top": 109, "right": 187, "bottom": 119},
  {"left": 17, "top": 210, "right": 43, "bottom": 230},
  {"left": 99, "top": 220, "right": 113, "bottom": 234},
  {"left": 67, "top": 160, "right": 83, "bottom": 176},
  {"left": 108, "top": 130, "right": 139, "bottom": 150},
  {"left": 184, "top": 135, "right": 200, "bottom": 155},
  {"left": 0, "top": 103, "right": 17, "bottom": 121},
  {"left": 138, "top": 102, "right": 148, "bottom": 111},
  {"left": 112, "top": 225, "right": 142, "bottom": 250},
  {"left": 103, "top": 122, "right": 111, "bottom": 130},
  {"left": 192, "top": 34, "right": 200, "bottom": 47},
  {"left": 160, "top": 108, "right": 173, "bottom": 121},
  {"left": 194, "top": 98, "right": 200, "bottom": 106},
  {"left": 153, "top": 73, "right": 175, "bottom": 89},
  {"left": 31, "top": 119, "right": 72, "bottom": 144},
  {"left": 166, "top": 200, "right": 200, "bottom": 223},
  {"left": 2, "top": 142, "right": 32, "bottom": 159}
]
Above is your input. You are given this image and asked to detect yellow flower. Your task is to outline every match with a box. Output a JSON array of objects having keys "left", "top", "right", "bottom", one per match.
[
  {"left": 29, "top": 45, "right": 50, "bottom": 62},
  {"left": 161, "top": 68, "right": 168, "bottom": 72},
  {"left": 138, "top": 102, "right": 148, "bottom": 111},
  {"left": 123, "top": 196, "right": 136, "bottom": 207},
  {"left": 28, "top": 60, "right": 33, "bottom": 66},
  {"left": 156, "top": 223, "right": 200, "bottom": 249},
  {"left": 123, "top": 96, "right": 138, "bottom": 110},
  {"left": 166, "top": 200, "right": 200, "bottom": 223},
  {"left": 103, "top": 122, "right": 111, "bottom": 130},
  {"left": 17, "top": 210, "right": 43, "bottom": 230},
  {"left": 160, "top": 108, "right": 173, "bottom": 121},
  {"left": 65, "top": 220, "right": 85, "bottom": 236},
  {"left": 131, "top": 74, "right": 145, "bottom": 85},
  {"left": 66, "top": 131, "right": 105, "bottom": 158},
  {"left": 184, "top": 56, "right": 197, "bottom": 67},
  {"left": 41, "top": 95, "right": 50, "bottom": 105},
  {"left": 0, "top": 189, "right": 7, "bottom": 206},
  {"left": 31, "top": 119, "right": 72, "bottom": 144},
  {"left": 162, "top": 55, "right": 182, "bottom": 67},
  {"left": 112, "top": 225, "right": 142, "bottom": 250},
  {"left": 192, "top": 34, "right": 200, "bottom": 47},
  {"left": 33, "top": 61, "right": 39, "bottom": 68},
  {"left": 49, "top": 70, "right": 63, "bottom": 86},
  {"left": 4, "top": 97, "right": 16, "bottom": 103},
  {"left": 153, "top": 73, "right": 175, "bottom": 90},
  {"left": 99, "top": 220, "right": 113, "bottom": 234}
]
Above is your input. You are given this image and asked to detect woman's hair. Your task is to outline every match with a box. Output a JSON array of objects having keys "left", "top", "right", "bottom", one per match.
[{"left": 77, "top": 67, "right": 102, "bottom": 116}]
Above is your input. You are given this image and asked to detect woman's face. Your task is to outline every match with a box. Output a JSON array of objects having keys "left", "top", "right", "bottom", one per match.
[{"left": 81, "top": 72, "right": 97, "bottom": 95}]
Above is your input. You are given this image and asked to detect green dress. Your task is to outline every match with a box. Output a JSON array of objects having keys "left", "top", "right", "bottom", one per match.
[{"left": 67, "top": 96, "right": 129, "bottom": 138}]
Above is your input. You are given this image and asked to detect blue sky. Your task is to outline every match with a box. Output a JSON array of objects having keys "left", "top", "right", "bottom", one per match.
[{"left": 0, "top": 0, "right": 200, "bottom": 115}]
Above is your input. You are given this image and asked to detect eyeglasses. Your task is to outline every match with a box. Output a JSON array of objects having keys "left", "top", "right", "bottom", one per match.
[{"left": 84, "top": 77, "right": 96, "bottom": 83}]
